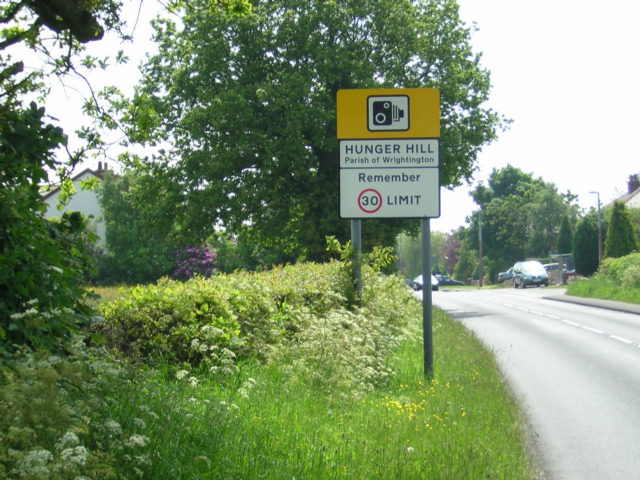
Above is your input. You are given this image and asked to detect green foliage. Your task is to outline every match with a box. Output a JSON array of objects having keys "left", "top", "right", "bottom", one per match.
[
  {"left": 98, "top": 262, "right": 351, "bottom": 369},
  {"left": 395, "top": 230, "right": 450, "bottom": 279},
  {"left": 557, "top": 215, "right": 573, "bottom": 254},
  {"left": 1, "top": 104, "right": 95, "bottom": 352},
  {"left": 0, "top": 338, "right": 163, "bottom": 479},
  {"left": 598, "top": 252, "right": 640, "bottom": 283},
  {"left": 454, "top": 245, "right": 477, "bottom": 282},
  {"left": 467, "top": 166, "right": 579, "bottom": 277},
  {"left": 603, "top": 201, "right": 639, "bottom": 259},
  {"left": 97, "top": 167, "right": 182, "bottom": 284},
  {"left": 568, "top": 253, "right": 640, "bottom": 303},
  {"left": 106, "top": 0, "right": 504, "bottom": 261},
  {"left": 573, "top": 214, "right": 599, "bottom": 276},
  {"left": 0, "top": 290, "right": 537, "bottom": 479},
  {"left": 0, "top": 0, "right": 127, "bottom": 353}
]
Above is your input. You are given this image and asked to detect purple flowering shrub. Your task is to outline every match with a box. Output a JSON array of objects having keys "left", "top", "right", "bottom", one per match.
[{"left": 173, "top": 245, "right": 217, "bottom": 280}]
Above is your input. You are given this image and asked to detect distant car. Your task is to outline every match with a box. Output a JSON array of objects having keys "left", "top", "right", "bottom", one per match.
[
  {"left": 497, "top": 267, "right": 513, "bottom": 283},
  {"left": 513, "top": 260, "right": 549, "bottom": 288},
  {"left": 412, "top": 274, "right": 439, "bottom": 291},
  {"left": 435, "top": 274, "right": 464, "bottom": 286}
]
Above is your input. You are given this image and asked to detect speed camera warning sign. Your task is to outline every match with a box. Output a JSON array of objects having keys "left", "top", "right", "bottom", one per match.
[
  {"left": 337, "top": 88, "right": 441, "bottom": 219},
  {"left": 367, "top": 95, "right": 409, "bottom": 132}
]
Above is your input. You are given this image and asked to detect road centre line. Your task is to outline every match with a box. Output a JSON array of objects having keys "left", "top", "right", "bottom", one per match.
[{"left": 490, "top": 299, "right": 640, "bottom": 350}]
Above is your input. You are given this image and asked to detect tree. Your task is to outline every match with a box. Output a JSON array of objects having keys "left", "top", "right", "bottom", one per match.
[
  {"left": 442, "top": 232, "right": 461, "bottom": 275},
  {"left": 467, "top": 165, "right": 579, "bottom": 280},
  {"left": 604, "top": 201, "right": 639, "bottom": 259},
  {"left": 114, "top": 0, "right": 505, "bottom": 261},
  {"left": 396, "top": 230, "right": 448, "bottom": 279},
  {"left": 0, "top": 0, "right": 124, "bottom": 351},
  {"left": 453, "top": 244, "right": 476, "bottom": 282},
  {"left": 557, "top": 215, "right": 573, "bottom": 254},
  {"left": 98, "top": 165, "right": 183, "bottom": 284},
  {"left": 573, "top": 214, "right": 599, "bottom": 276}
]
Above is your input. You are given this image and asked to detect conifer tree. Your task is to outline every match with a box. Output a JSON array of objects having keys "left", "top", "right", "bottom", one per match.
[
  {"left": 557, "top": 215, "right": 573, "bottom": 254},
  {"left": 573, "top": 216, "right": 599, "bottom": 276},
  {"left": 604, "top": 201, "right": 639, "bottom": 258}
]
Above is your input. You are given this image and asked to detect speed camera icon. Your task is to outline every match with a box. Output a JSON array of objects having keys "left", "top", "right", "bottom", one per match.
[{"left": 367, "top": 95, "right": 409, "bottom": 131}]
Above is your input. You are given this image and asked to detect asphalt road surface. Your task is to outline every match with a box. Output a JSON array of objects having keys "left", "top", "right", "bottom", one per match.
[{"left": 429, "top": 287, "right": 640, "bottom": 480}]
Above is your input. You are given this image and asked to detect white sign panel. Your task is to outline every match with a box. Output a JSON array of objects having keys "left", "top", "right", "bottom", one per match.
[{"left": 339, "top": 139, "right": 440, "bottom": 218}]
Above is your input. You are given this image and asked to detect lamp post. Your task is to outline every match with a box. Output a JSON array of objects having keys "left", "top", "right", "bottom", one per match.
[
  {"left": 478, "top": 211, "right": 483, "bottom": 287},
  {"left": 590, "top": 191, "right": 602, "bottom": 265}
]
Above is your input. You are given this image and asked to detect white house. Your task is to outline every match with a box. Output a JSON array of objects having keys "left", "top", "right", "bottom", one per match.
[
  {"left": 615, "top": 174, "right": 640, "bottom": 209},
  {"left": 42, "top": 163, "right": 109, "bottom": 246}
]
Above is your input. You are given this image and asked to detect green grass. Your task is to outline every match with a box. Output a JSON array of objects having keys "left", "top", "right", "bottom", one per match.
[
  {"left": 1, "top": 265, "right": 538, "bottom": 479},
  {"left": 567, "top": 276, "right": 640, "bottom": 304},
  {"left": 100, "top": 308, "right": 537, "bottom": 479}
]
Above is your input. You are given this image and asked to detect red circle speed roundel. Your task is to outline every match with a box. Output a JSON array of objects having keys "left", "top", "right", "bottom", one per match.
[{"left": 358, "top": 188, "right": 383, "bottom": 214}]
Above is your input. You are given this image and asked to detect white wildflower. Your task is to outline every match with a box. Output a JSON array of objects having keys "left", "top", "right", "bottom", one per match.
[
  {"left": 133, "top": 418, "right": 147, "bottom": 430},
  {"left": 125, "top": 434, "right": 150, "bottom": 448},
  {"left": 55, "top": 431, "right": 79, "bottom": 451},
  {"left": 105, "top": 420, "right": 122, "bottom": 436},
  {"left": 17, "top": 448, "right": 53, "bottom": 479},
  {"left": 60, "top": 446, "right": 88, "bottom": 466},
  {"left": 221, "top": 347, "right": 236, "bottom": 359},
  {"left": 188, "top": 376, "right": 199, "bottom": 387},
  {"left": 175, "top": 369, "right": 189, "bottom": 380}
]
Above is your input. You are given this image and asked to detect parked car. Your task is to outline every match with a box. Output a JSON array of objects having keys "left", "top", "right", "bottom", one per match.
[
  {"left": 497, "top": 267, "right": 513, "bottom": 283},
  {"left": 412, "top": 274, "right": 439, "bottom": 291},
  {"left": 512, "top": 260, "right": 549, "bottom": 288},
  {"left": 435, "top": 274, "right": 464, "bottom": 286}
]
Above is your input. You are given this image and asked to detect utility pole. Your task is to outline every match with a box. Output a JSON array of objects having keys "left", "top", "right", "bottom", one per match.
[
  {"left": 590, "top": 191, "right": 602, "bottom": 265},
  {"left": 478, "top": 211, "right": 484, "bottom": 287}
]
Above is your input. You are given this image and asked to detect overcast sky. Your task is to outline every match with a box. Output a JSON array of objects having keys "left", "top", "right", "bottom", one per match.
[
  {"left": 432, "top": 0, "right": 640, "bottom": 233},
  {"left": 42, "top": 0, "right": 640, "bottom": 234}
]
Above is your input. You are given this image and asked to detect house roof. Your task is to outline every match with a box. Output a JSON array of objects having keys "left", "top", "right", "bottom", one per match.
[
  {"left": 41, "top": 168, "right": 107, "bottom": 200},
  {"left": 617, "top": 187, "right": 640, "bottom": 205}
]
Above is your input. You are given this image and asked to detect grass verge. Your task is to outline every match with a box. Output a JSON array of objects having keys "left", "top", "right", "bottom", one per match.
[
  {"left": 567, "top": 276, "right": 640, "bottom": 304},
  {"left": 1, "top": 262, "right": 538, "bottom": 478},
  {"left": 96, "top": 308, "right": 537, "bottom": 479}
]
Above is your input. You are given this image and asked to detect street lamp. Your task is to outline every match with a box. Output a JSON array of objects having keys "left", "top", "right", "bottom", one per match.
[{"left": 590, "top": 191, "right": 602, "bottom": 265}]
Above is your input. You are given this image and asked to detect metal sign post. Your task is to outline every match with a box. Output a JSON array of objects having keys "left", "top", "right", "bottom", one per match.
[
  {"left": 422, "top": 218, "right": 434, "bottom": 377},
  {"left": 351, "top": 219, "right": 362, "bottom": 305}
]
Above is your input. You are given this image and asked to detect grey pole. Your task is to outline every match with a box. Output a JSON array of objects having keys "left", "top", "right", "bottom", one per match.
[
  {"left": 351, "top": 219, "right": 362, "bottom": 304},
  {"left": 421, "top": 218, "right": 434, "bottom": 377}
]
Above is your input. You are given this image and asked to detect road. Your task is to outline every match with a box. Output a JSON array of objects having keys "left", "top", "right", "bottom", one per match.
[{"left": 429, "top": 287, "right": 640, "bottom": 480}]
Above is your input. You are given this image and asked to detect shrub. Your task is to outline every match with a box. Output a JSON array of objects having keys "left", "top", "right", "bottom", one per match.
[
  {"left": 598, "top": 252, "right": 640, "bottom": 282},
  {"left": 1, "top": 104, "right": 95, "bottom": 353},
  {"left": 172, "top": 245, "right": 217, "bottom": 280},
  {"left": 97, "top": 256, "right": 416, "bottom": 396}
]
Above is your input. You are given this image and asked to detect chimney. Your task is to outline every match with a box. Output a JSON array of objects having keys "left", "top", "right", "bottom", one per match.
[
  {"left": 98, "top": 161, "right": 102, "bottom": 172},
  {"left": 628, "top": 174, "right": 640, "bottom": 193}
]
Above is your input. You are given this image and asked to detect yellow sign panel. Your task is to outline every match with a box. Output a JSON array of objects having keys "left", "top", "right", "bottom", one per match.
[{"left": 337, "top": 88, "right": 440, "bottom": 139}]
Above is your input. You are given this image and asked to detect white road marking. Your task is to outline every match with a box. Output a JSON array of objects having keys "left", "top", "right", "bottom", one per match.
[{"left": 488, "top": 297, "right": 640, "bottom": 350}]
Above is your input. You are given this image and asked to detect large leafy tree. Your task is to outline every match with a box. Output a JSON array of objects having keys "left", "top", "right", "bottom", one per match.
[
  {"left": 98, "top": 165, "right": 183, "bottom": 284},
  {"left": 116, "top": 0, "right": 504, "bottom": 261},
  {"left": 466, "top": 165, "right": 579, "bottom": 281}
]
